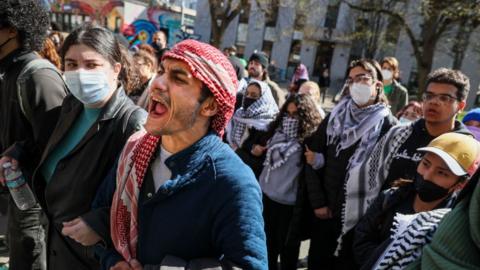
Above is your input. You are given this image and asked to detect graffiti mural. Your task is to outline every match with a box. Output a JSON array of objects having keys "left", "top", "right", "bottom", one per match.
[
  {"left": 122, "top": 19, "right": 158, "bottom": 47},
  {"left": 123, "top": 6, "right": 200, "bottom": 49}
]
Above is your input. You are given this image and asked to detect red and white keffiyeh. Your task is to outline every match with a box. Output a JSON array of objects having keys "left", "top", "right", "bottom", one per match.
[
  {"left": 111, "top": 130, "right": 160, "bottom": 261},
  {"left": 111, "top": 39, "right": 238, "bottom": 261},
  {"left": 163, "top": 39, "right": 238, "bottom": 137}
]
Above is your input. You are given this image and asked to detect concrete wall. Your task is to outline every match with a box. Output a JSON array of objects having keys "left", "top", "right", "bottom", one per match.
[
  {"left": 244, "top": 0, "right": 266, "bottom": 58},
  {"left": 270, "top": 2, "right": 296, "bottom": 77},
  {"left": 194, "top": 0, "right": 211, "bottom": 43}
]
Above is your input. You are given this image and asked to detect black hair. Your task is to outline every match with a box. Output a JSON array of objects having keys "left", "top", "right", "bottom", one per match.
[
  {"left": 0, "top": 0, "right": 50, "bottom": 51},
  {"left": 426, "top": 68, "right": 470, "bottom": 101},
  {"left": 346, "top": 58, "right": 389, "bottom": 105},
  {"left": 199, "top": 84, "right": 213, "bottom": 103},
  {"left": 61, "top": 23, "right": 141, "bottom": 93}
]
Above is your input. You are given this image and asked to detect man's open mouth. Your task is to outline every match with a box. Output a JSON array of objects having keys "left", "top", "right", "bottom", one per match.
[{"left": 149, "top": 96, "right": 168, "bottom": 117}]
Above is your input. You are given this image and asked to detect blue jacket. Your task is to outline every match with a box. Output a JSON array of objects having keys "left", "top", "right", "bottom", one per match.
[{"left": 98, "top": 132, "right": 267, "bottom": 270}]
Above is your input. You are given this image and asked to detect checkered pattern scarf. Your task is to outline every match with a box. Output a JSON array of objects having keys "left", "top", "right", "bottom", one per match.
[
  {"left": 163, "top": 39, "right": 238, "bottom": 137},
  {"left": 110, "top": 131, "right": 160, "bottom": 261},
  {"left": 376, "top": 209, "right": 451, "bottom": 269},
  {"left": 110, "top": 40, "right": 238, "bottom": 262},
  {"left": 329, "top": 97, "right": 390, "bottom": 255},
  {"left": 228, "top": 80, "right": 278, "bottom": 147},
  {"left": 262, "top": 117, "right": 301, "bottom": 181}
]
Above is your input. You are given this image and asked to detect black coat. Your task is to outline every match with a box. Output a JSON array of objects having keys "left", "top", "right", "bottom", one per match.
[
  {"left": 303, "top": 113, "right": 397, "bottom": 217},
  {"left": 235, "top": 127, "right": 270, "bottom": 178},
  {"left": 32, "top": 88, "right": 146, "bottom": 270},
  {"left": 353, "top": 184, "right": 451, "bottom": 269},
  {"left": 0, "top": 50, "right": 67, "bottom": 183}
]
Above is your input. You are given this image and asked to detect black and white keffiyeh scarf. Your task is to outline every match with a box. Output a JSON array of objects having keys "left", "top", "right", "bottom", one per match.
[
  {"left": 228, "top": 80, "right": 278, "bottom": 147},
  {"left": 328, "top": 97, "right": 390, "bottom": 254},
  {"left": 375, "top": 208, "right": 451, "bottom": 270},
  {"left": 335, "top": 122, "right": 415, "bottom": 255},
  {"left": 262, "top": 117, "right": 301, "bottom": 182}
]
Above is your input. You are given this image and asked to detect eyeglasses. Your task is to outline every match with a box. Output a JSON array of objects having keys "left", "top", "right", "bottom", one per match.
[
  {"left": 345, "top": 74, "right": 373, "bottom": 86},
  {"left": 422, "top": 92, "right": 457, "bottom": 104}
]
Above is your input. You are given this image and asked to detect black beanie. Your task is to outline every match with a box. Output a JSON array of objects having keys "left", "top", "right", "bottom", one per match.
[{"left": 249, "top": 52, "right": 269, "bottom": 68}]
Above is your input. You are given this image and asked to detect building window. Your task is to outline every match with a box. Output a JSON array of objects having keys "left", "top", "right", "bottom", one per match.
[
  {"left": 236, "top": 23, "right": 249, "bottom": 46},
  {"left": 324, "top": 0, "right": 340, "bottom": 29},
  {"left": 265, "top": 3, "right": 279, "bottom": 27},
  {"left": 239, "top": 3, "right": 250, "bottom": 24},
  {"left": 262, "top": 40, "right": 274, "bottom": 59}
]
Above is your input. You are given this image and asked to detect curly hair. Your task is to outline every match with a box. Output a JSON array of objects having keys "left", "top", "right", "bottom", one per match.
[
  {"left": 265, "top": 94, "right": 322, "bottom": 142},
  {"left": 39, "top": 38, "right": 62, "bottom": 70},
  {"left": 0, "top": 0, "right": 50, "bottom": 51},
  {"left": 61, "top": 24, "right": 141, "bottom": 93},
  {"left": 426, "top": 68, "right": 470, "bottom": 101}
]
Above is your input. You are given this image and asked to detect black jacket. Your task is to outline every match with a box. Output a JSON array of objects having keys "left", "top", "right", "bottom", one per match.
[
  {"left": 304, "top": 113, "right": 397, "bottom": 218},
  {"left": 0, "top": 50, "right": 67, "bottom": 182},
  {"left": 235, "top": 128, "right": 270, "bottom": 178},
  {"left": 32, "top": 88, "right": 146, "bottom": 270},
  {"left": 353, "top": 184, "right": 450, "bottom": 269},
  {"left": 383, "top": 119, "right": 471, "bottom": 188}
]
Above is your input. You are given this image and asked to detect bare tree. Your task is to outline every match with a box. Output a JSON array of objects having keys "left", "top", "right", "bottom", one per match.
[
  {"left": 208, "top": 0, "right": 249, "bottom": 48},
  {"left": 344, "top": 0, "right": 480, "bottom": 96}
]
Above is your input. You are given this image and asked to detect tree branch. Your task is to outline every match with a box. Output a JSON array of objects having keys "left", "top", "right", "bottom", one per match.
[{"left": 343, "top": 0, "right": 423, "bottom": 65}]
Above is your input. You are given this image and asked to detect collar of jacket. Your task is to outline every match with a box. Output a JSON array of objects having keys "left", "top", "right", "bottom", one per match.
[
  {"left": 155, "top": 131, "right": 222, "bottom": 194},
  {"left": 0, "top": 49, "right": 33, "bottom": 72}
]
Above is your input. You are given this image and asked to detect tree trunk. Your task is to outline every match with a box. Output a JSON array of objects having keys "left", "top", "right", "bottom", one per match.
[{"left": 452, "top": 21, "right": 471, "bottom": 70}]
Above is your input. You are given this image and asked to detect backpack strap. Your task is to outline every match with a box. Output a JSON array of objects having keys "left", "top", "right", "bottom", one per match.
[{"left": 16, "top": 59, "right": 64, "bottom": 124}]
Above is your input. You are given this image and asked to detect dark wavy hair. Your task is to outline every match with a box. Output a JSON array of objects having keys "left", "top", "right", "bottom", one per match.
[
  {"left": 426, "top": 68, "right": 470, "bottom": 101},
  {"left": 61, "top": 24, "right": 141, "bottom": 93},
  {"left": 0, "top": 0, "right": 50, "bottom": 51},
  {"left": 39, "top": 38, "right": 62, "bottom": 70},
  {"left": 265, "top": 94, "right": 322, "bottom": 142}
]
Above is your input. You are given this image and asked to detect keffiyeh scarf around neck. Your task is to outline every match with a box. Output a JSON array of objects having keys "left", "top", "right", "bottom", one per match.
[
  {"left": 228, "top": 80, "right": 278, "bottom": 147},
  {"left": 328, "top": 97, "right": 390, "bottom": 254},
  {"left": 262, "top": 117, "right": 301, "bottom": 182},
  {"left": 111, "top": 130, "right": 160, "bottom": 262},
  {"left": 375, "top": 209, "right": 451, "bottom": 270}
]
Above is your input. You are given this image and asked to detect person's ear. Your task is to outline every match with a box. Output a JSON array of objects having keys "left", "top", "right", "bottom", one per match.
[
  {"left": 200, "top": 97, "right": 218, "bottom": 117},
  {"left": 113, "top": 62, "right": 122, "bottom": 77},
  {"left": 457, "top": 100, "right": 466, "bottom": 113}
]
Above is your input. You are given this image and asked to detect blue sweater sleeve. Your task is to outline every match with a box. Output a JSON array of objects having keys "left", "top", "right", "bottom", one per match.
[{"left": 211, "top": 169, "right": 268, "bottom": 270}]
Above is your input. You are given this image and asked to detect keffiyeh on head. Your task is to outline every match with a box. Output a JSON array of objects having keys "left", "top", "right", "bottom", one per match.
[
  {"left": 228, "top": 80, "right": 279, "bottom": 147},
  {"left": 292, "top": 63, "right": 309, "bottom": 83},
  {"left": 163, "top": 39, "right": 238, "bottom": 137}
]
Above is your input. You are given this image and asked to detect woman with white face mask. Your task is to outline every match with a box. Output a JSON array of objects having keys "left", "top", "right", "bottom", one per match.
[
  {"left": 303, "top": 59, "right": 397, "bottom": 269},
  {"left": 381, "top": 57, "right": 409, "bottom": 115},
  {"left": 29, "top": 24, "right": 147, "bottom": 270}
]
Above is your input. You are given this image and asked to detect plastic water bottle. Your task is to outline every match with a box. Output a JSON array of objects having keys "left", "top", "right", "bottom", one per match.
[{"left": 2, "top": 162, "right": 36, "bottom": 210}]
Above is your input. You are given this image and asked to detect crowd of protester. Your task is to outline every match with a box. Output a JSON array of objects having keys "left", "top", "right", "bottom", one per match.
[{"left": 1, "top": 1, "right": 480, "bottom": 270}]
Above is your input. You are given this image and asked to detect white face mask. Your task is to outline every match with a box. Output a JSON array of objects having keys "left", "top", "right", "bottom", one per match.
[
  {"left": 350, "top": 83, "right": 373, "bottom": 106},
  {"left": 399, "top": 117, "right": 413, "bottom": 124},
  {"left": 64, "top": 70, "right": 112, "bottom": 105},
  {"left": 381, "top": 69, "right": 393, "bottom": 81}
]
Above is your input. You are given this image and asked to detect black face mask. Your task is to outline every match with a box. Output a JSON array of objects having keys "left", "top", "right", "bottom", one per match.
[
  {"left": 415, "top": 174, "right": 453, "bottom": 202},
  {"left": 243, "top": 97, "right": 257, "bottom": 109}
]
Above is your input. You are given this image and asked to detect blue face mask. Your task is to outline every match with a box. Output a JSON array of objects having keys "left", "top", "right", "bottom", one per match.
[
  {"left": 399, "top": 117, "right": 413, "bottom": 124},
  {"left": 64, "top": 70, "right": 112, "bottom": 105}
]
